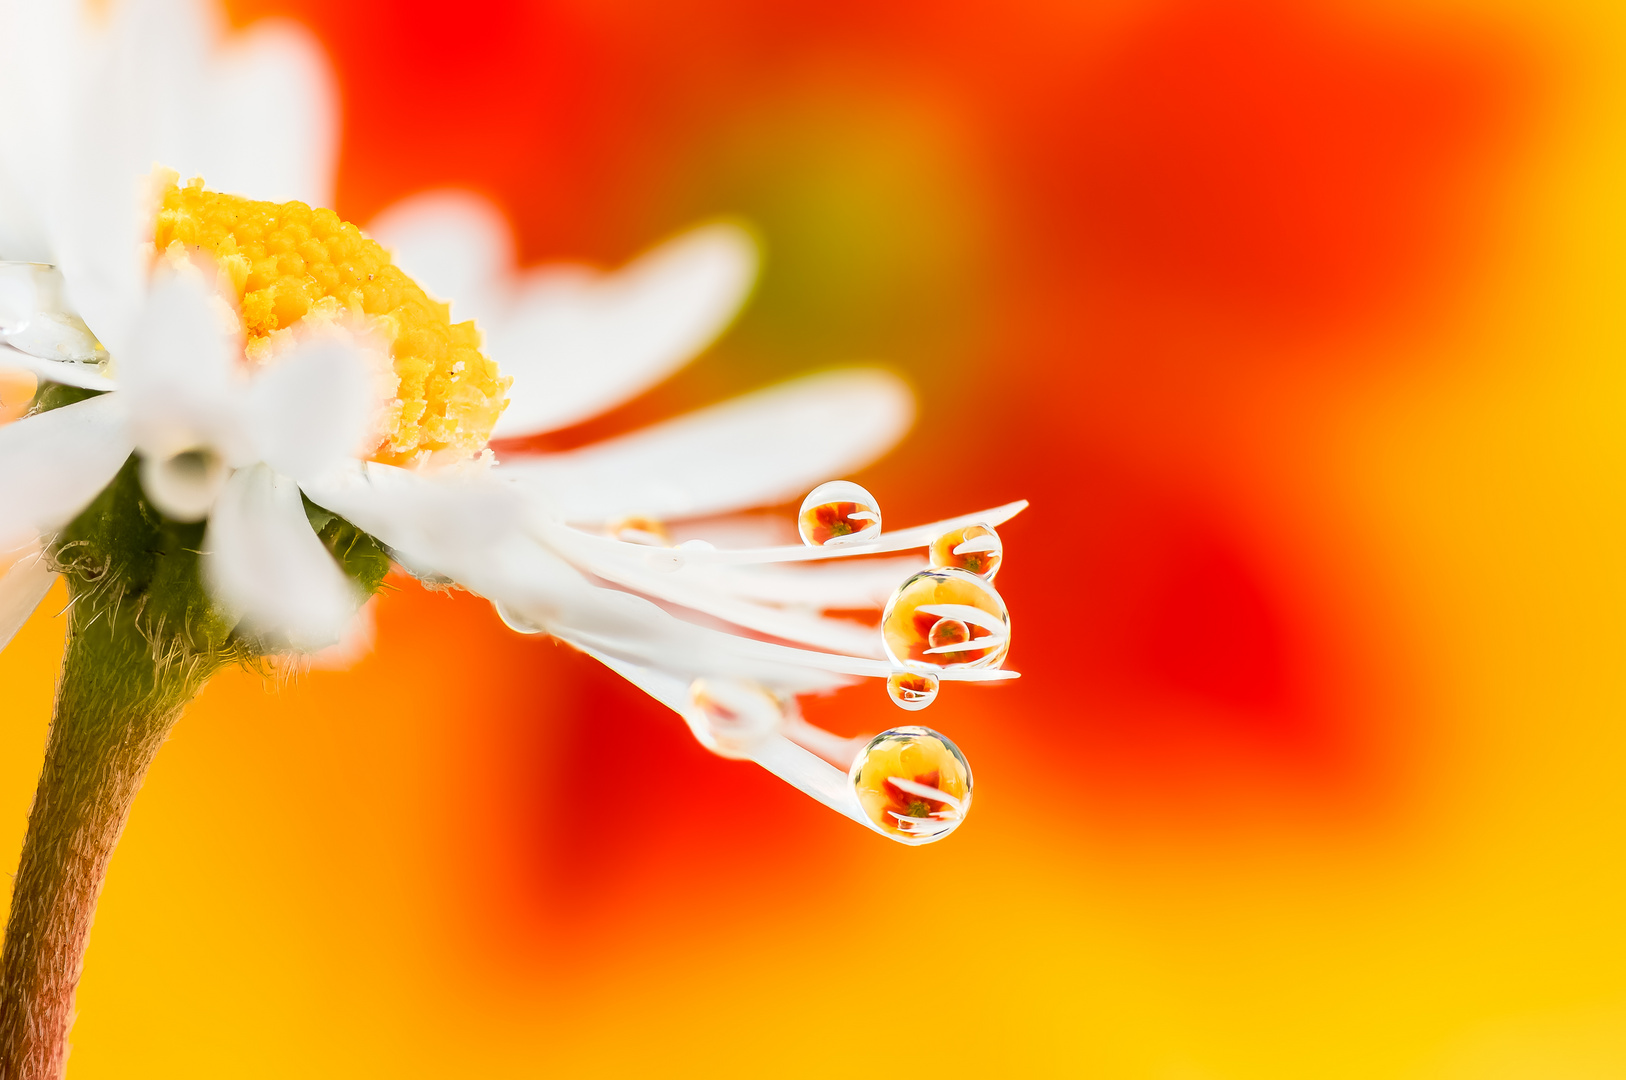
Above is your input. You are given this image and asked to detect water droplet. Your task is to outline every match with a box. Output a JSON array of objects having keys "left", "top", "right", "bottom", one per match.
[
  {"left": 930, "top": 521, "right": 1002, "bottom": 579},
  {"left": 607, "top": 515, "right": 670, "bottom": 546},
  {"left": 798, "top": 480, "right": 881, "bottom": 547},
  {"left": 886, "top": 670, "right": 939, "bottom": 711},
  {"left": 849, "top": 726, "right": 972, "bottom": 844},
  {"left": 882, "top": 568, "right": 1011, "bottom": 670},
  {"left": 688, "top": 678, "right": 785, "bottom": 758},
  {"left": 496, "top": 603, "right": 545, "bottom": 634}
]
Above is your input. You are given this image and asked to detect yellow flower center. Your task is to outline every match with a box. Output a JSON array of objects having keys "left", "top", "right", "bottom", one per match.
[{"left": 153, "top": 176, "right": 509, "bottom": 466}]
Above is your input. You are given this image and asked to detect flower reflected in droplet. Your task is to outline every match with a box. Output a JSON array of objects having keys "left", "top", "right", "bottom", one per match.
[
  {"left": 798, "top": 479, "right": 881, "bottom": 546},
  {"left": 850, "top": 726, "right": 972, "bottom": 844}
]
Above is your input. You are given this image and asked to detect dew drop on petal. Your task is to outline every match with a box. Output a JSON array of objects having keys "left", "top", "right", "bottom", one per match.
[
  {"left": 930, "top": 521, "right": 1002, "bottom": 579},
  {"left": 882, "top": 567, "right": 1011, "bottom": 671},
  {"left": 798, "top": 480, "right": 882, "bottom": 547},
  {"left": 886, "top": 670, "right": 940, "bottom": 711},
  {"left": 849, "top": 726, "right": 972, "bottom": 844},
  {"left": 496, "top": 602, "right": 546, "bottom": 634},
  {"left": 688, "top": 678, "right": 786, "bottom": 758}
]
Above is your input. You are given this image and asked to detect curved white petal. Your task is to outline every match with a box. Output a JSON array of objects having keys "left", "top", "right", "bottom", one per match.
[
  {"left": 366, "top": 190, "right": 512, "bottom": 327},
  {"left": 0, "top": 393, "right": 132, "bottom": 547},
  {"left": 492, "top": 222, "right": 759, "bottom": 437},
  {"left": 48, "top": 0, "right": 169, "bottom": 360},
  {"left": 578, "top": 644, "right": 871, "bottom": 826},
  {"left": 195, "top": 17, "right": 338, "bottom": 205},
  {"left": 0, "top": 550, "right": 56, "bottom": 656},
  {"left": 247, "top": 338, "right": 376, "bottom": 482},
  {"left": 300, "top": 461, "right": 527, "bottom": 587},
  {"left": 0, "top": 345, "right": 117, "bottom": 391},
  {"left": 536, "top": 518, "right": 885, "bottom": 655},
  {"left": 678, "top": 557, "right": 925, "bottom": 608},
  {"left": 203, "top": 463, "right": 358, "bottom": 649},
  {"left": 121, "top": 268, "right": 250, "bottom": 464},
  {"left": 0, "top": 0, "right": 85, "bottom": 262},
  {"left": 640, "top": 501, "right": 1030, "bottom": 566},
  {"left": 496, "top": 368, "right": 914, "bottom": 523}
]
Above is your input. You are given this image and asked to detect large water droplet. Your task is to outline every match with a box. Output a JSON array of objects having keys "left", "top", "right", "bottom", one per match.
[
  {"left": 849, "top": 726, "right": 972, "bottom": 844},
  {"left": 886, "top": 670, "right": 939, "bottom": 711},
  {"left": 930, "top": 521, "right": 1002, "bottom": 579},
  {"left": 688, "top": 678, "right": 785, "bottom": 758},
  {"left": 798, "top": 480, "right": 881, "bottom": 547},
  {"left": 882, "top": 568, "right": 1011, "bottom": 670}
]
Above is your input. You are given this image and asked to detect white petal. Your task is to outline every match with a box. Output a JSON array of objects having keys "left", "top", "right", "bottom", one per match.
[
  {"left": 0, "top": 345, "right": 117, "bottom": 391},
  {"left": 680, "top": 557, "right": 926, "bottom": 608},
  {"left": 246, "top": 338, "right": 376, "bottom": 482},
  {"left": 48, "top": 5, "right": 166, "bottom": 360},
  {"left": 196, "top": 18, "right": 338, "bottom": 206},
  {"left": 644, "top": 500, "right": 1030, "bottom": 566},
  {"left": 0, "top": 393, "right": 132, "bottom": 548},
  {"left": 203, "top": 463, "right": 359, "bottom": 649},
  {"left": 535, "top": 518, "right": 885, "bottom": 655},
  {"left": 0, "top": 549, "right": 56, "bottom": 656},
  {"left": 496, "top": 368, "right": 914, "bottom": 522},
  {"left": 121, "top": 268, "right": 250, "bottom": 465},
  {"left": 0, "top": 0, "right": 85, "bottom": 262},
  {"left": 492, "top": 222, "right": 758, "bottom": 437},
  {"left": 300, "top": 461, "right": 527, "bottom": 587},
  {"left": 577, "top": 644, "right": 871, "bottom": 825},
  {"left": 366, "top": 190, "right": 512, "bottom": 327}
]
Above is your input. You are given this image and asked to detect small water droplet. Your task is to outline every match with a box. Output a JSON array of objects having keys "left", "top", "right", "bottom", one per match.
[
  {"left": 886, "top": 670, "right": 939, "bottom": 711},
  {"left": 798, "top": 480, "right": 881, "bottom": 546},
  {"left": 930, "top": 521, "right": 1002, "bottom": 579},
  {"left": 496, "top": 604, "right": 545, "bottom": 634},
  {"left": 849, "top": 726, "right": 972, "bottom": 844},
  {"left": 882, "top": 567, "right": 1011, "bottom": 670},
  {"left": 688, "top": 678, "right": 785, "bottom": 758}
]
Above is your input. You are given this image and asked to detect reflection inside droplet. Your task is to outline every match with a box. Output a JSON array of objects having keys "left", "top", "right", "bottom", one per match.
[
  {"left": 886, "top": 670, "right": 939, "bottom": 711},
  {"left": 688, "top": 678, "right": 785, "bottom": 758},
  {"left": 930, "top": 521, "right": 1002, "bottom": 579},
  {"left": 798, "top": 480, "right": 882, "bottom": 546},
  {"left": 882, "top": 567, "right": 1011, "bottom": 670},
  {"left": 849, "top": 726, "right": 972, "bottom": 844}
]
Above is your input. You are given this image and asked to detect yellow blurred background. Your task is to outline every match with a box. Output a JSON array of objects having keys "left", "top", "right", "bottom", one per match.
[{"left": 7, "top": 0, "right": 1626, "bottom": 1075}]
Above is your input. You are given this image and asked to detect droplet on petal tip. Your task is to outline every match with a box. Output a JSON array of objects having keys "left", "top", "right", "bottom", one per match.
[
  {"left": 850, "top": 726, "right": 972, "bottom": 844},
  {"left": 798, "top": 480, "right": 881, "bottom": 547},
  {"left": 886, "top": 670, "right": 940, "bottom": 711},
  {"left": 930, "top": 521, "right": 1002, "bottom": 579},
  {"left": 688, "top": 678, "right": 786, "bottom": 758},
  {"left": 882, "top": 567, "right": 1011, "bottom": 671}
]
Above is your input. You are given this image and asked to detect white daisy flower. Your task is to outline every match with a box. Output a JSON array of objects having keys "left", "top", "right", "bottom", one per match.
[{"left": 346, "top": 192, "right": 1028, "bottom": 842}]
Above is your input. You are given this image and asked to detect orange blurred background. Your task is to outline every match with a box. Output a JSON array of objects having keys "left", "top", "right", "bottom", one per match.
[{"left": 7, "top": 0, "right": 1626, "bottom": 1075}]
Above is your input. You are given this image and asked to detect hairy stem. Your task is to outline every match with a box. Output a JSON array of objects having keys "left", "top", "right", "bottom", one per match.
[{"left": 0, "top": 592, "right": 213, "bottom": 1080}]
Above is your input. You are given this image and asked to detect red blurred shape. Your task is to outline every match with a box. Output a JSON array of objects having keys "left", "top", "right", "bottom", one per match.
[{"left": 1064, "top": 0, "right": 1520, "bottom": 334}]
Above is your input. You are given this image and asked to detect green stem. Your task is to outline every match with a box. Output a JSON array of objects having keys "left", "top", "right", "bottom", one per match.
[{"left": 0, "top": 584, "right": 213, "bottom": 1080}]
